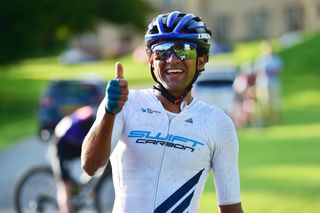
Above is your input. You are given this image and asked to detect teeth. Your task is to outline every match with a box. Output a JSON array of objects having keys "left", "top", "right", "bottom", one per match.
[{"left": 167, "top": 69, "right": 183, "bottom": 73}]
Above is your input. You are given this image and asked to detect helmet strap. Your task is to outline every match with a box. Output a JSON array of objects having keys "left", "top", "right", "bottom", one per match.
[{"left": 153, "top": 84, "right": 187, "bottom": 105}]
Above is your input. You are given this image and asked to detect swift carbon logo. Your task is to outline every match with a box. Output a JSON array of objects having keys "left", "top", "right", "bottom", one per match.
[
  {"left": 128, "top": 130, "right": 204, "bottom": 152},
  {"left": 140, "top": 107, "right": 161, "bottom": 114}
]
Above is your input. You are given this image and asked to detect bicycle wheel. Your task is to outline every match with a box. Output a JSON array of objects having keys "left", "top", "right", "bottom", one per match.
[
  {"left": 14, "top": 165, "right": 58, "bottom": 213},
  {"left": 94, "top": 165, "right": 115, "bottom": 213}
]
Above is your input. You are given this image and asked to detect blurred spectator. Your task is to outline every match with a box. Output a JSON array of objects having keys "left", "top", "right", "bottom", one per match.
[
  {"left": 253, "top": 41, "right": 283, "bottom": 126},
  {"left": 232, "top": 61, "right": 257, "bottom": 127}
]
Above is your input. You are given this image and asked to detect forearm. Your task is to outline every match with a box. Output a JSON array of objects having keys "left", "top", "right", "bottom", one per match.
[
  {"left": 81, "top": 62, "right": 127, "bottom": 176},
  {"left": 81, "top": 112, "right": 115, "bottom": 176},
  {"left": 219, "top": 203, "right": 244, "bottom": 213}
]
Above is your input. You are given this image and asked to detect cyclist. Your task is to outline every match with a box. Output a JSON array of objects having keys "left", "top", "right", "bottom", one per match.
[
  {"left": 49, "top": 106, "right": 101, "bottom": 213},
  {"left": 81, "top": 11, "right": 244, "bottom": 213}
]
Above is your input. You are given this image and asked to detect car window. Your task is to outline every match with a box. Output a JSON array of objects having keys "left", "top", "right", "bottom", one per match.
[
  {"left": 47, "top": 82, "right": 102, "bottom": 99},
  {"left": 196, "top": 80, "right": 234, "bottom": 88}
]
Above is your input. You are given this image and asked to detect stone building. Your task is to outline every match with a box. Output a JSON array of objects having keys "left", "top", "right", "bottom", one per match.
[{"left": 147, "top": 0, "right": 320, "bottom": 44}]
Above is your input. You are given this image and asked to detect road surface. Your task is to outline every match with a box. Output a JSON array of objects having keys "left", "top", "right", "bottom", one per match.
[{"left": 0, "top": 136, "right": 49, "bottom": 213}]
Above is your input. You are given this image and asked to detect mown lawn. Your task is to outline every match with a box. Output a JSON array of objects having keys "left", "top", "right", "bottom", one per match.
[
  {"left": 199, "top": 33, "right": 320, "bottom": 212},
  {"left": 200, "top": 126, "right": 320, "bottom": 213},
  {"left": 0, "top": 32, "right": 319, "bottom": 212}
]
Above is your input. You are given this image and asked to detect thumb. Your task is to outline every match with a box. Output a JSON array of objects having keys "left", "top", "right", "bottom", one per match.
[{"left": 115, "top": 62, "right": 123, "bottom": 79}]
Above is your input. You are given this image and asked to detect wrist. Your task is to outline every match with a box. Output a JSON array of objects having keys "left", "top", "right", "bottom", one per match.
[{"left": 105, "top": 107, "right": 116, "bottom": 116}]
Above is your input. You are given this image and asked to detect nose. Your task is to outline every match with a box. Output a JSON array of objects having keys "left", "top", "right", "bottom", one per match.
[{"left": 166, "top": 51, "right": 180, "bottom": 63}]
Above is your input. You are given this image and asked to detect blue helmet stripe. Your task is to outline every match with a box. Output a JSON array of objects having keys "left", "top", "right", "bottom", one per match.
[
  {"left": 167, "top": 11, "right": 180, "bottom": 28},
  {"left": 145, "top": 33, "right": 199, "bottom": 41},
  {"left": 154, "top": 168, "right": 204, "bottom": 213},
  {"left": 173, "top": 14, "right": 195, "bottom": 32},
  {"left": 188, "top": 21, "right": 205, "bottom": 30},
  {"left": 156, "top": 15, "right": 165, "bottom": 33}
]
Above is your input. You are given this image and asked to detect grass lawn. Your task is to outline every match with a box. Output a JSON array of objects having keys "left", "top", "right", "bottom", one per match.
[
  {"left": 198, "top": 33, "right": 320, "bottom": 212},
  {"left": 0, "top": 32, "right": 319, "bottom": 212}
]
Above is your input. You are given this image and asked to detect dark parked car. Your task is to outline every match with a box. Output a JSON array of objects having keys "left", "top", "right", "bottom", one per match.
[{"left": 38, "top": 79, "right": 105, "bottom": 141}]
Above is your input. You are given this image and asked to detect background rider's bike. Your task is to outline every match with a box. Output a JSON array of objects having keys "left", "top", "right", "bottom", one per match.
[{"left": 13, "top": 163, "right": 114, "bottom": 213}]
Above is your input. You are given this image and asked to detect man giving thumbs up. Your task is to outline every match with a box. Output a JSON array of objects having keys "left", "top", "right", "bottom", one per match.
[{"left": 81, "top": 11, "right": 243, "bottom": 213}]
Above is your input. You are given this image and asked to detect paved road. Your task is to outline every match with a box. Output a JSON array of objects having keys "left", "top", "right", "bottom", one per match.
[{"left": 0, "top": 136, "right": 48, "bottom": 213}]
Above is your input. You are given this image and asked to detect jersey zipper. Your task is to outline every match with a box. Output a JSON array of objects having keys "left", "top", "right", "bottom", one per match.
[{"left": 152, "top": 115, "right": 172, "bottom": 211}]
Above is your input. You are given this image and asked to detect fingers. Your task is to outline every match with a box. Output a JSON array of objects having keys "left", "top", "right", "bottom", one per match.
[
  {"left": 115, "top": 62, "right": 123, "bottom": 79},
  {"left": 112, "top": 62, "right": 127, "bottom": 87},
  {"left": 115, "top": 62, "right": 128, "bottom": 97},
  {"left": 118, "top": 79, "right": 128, "bottom": 87},
  {"left": 108, "top": 79, "right": 128, "bottom": 89},
  {"left": 105, "top": 62, "right": 128, "bottom": 115}
]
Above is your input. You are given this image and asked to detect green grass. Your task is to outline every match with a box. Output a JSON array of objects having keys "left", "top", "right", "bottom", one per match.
[
  {"left": 199, "top": 124, "right": 320, "bottom": 212},
  {"left": 1, "top": 32, "right": 320, "bottom": 212},
  {"left": 198, "top": 32, "right": 320, "bottom": 212}
]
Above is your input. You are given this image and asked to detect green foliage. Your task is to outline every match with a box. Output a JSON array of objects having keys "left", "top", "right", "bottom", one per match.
[
  {"left": 0, "top": 0, "right": 152, "bottom": 63},
  {"left": 98, "top": 0, "right": 153, "bottom": 31}
]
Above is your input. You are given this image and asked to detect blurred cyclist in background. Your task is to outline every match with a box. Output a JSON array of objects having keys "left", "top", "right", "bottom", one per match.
[
  {"left": 81, "top": 11, "right": 243, "bottom": 213},
  {"left": 49, "top": 106, "right": 97, "bottom": 213}
]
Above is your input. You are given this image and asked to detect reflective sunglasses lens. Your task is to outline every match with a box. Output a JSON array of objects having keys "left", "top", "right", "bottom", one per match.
[
  {"left": 152, "top": 42, "right": 197, "bottom": 61},
  {"left": 152, "top": 42, "right": 175, "bottom": 60},
  {"left": 175, "top": 44, "right": 197, "bottom": 60}
]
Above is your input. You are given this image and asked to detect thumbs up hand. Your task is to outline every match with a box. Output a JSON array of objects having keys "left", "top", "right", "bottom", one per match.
[{"left": 105, "top": 62, "right": 129, "bottom": 115}]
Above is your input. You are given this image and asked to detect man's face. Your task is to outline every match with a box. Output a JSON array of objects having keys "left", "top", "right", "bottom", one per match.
[{"left": 149, "top": 41, "right": 205, "bottom": 95}]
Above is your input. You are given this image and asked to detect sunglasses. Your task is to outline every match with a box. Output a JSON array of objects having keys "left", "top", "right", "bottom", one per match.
[{"left": 151, "top": 41, "right": 198, "bottom": 61}]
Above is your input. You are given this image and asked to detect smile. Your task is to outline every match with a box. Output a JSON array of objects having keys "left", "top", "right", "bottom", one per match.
[{"left": 166, "top": 69, "right": 183, "bottom": 73}]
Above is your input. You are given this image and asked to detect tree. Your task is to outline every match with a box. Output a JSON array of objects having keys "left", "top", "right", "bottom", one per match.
[{"left": 0, "top": 0, "right": 152, "bottom": 64}]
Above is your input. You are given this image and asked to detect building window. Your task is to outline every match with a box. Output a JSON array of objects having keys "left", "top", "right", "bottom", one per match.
[
  {"left": 284, "top": 4, "right": 305, "bottom": 31},
  {"left": 213, "top": 16, "right": 231, "bottom": 44},
  {"left": 246, "top": 10, "right": 268, "bottom": 39}
]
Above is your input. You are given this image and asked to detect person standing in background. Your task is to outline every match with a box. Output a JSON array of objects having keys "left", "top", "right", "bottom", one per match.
[{"left": 254, "top": 41, "right": 283, "bottom": 126}]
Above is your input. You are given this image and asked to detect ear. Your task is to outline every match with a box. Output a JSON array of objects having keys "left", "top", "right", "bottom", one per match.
[
  {"left": 197, "top": 55, "right": 207, "bottom": 71},
  {"left": 148, "top": 57, "right": 154, "bottom": 70}
]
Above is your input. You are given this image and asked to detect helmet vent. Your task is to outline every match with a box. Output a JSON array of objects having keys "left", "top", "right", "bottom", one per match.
[
  {"left": 173, "top": 14, "right": 195, "bottom": 33},
  {"left": 167, "top": 11, "right": 180, "bottom": 28}
]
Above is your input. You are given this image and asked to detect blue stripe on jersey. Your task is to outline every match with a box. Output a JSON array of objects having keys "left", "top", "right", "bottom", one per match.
[
  {"left": 154, "top": 168, "right": 204, "bottom": 213},
  {"left": 171, "top": 190, "right": 195, "bottom": 213}
]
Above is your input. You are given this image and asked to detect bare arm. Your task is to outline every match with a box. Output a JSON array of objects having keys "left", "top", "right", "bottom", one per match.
[
  {"left": 219, "top": 203, "right": 244, "bottom": 213},
  {"left": 81, "top": 110, "right": 115, "bottom": 176},
  {"left": 81, "top": 62, "right": 128, "bottom": 176}
]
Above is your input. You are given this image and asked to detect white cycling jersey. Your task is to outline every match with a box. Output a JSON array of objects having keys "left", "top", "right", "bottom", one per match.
[{"left": 98, "top": 89, "right": 241, "bottom": 213}]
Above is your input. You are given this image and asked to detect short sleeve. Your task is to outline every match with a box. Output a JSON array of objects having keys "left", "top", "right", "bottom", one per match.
[{"left": 211, "top": 113, "right": 241, "bottom": 205}]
